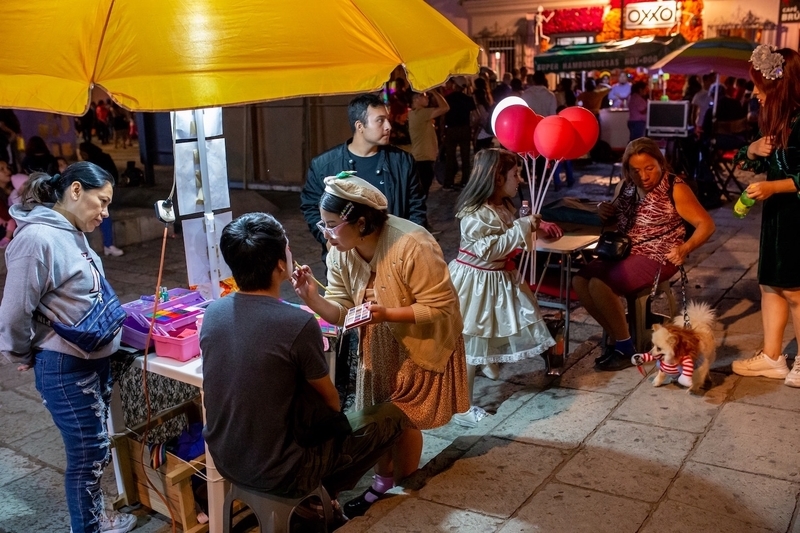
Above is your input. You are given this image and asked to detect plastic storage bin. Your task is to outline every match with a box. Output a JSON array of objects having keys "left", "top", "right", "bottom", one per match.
[
  {"left": 153, "top": 325, "right": 200, "bottom": 362},
  {"left": 121, "top": 289, "right": 207, "bottom": 350}
]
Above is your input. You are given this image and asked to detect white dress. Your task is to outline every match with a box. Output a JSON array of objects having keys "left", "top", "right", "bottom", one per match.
[{"left": 448, "top": 203, "right": 555, "bottom": 365}]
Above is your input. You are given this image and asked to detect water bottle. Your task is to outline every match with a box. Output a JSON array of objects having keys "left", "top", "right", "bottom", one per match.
[
  {"left": 519, "top": 200, "right": 531, "bottom": 218},
  {"left": 733, "top": 191, "right": 755, "bottom": 219}
]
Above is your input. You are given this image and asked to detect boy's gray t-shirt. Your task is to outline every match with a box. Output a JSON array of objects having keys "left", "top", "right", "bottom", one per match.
[{"left": 200, "top": 293, "right": 328, "bottom": 491}]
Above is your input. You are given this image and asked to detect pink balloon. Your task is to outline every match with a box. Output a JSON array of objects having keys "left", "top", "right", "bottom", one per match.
[
  {"left": 533, "top": 115, "right": 579, "bottom": 161},
  {"left": 495, "top": 105, "right": 538, "bottom": 154},
  {"left": 558, "top": 107, "right": 599, "bottom": 155}
]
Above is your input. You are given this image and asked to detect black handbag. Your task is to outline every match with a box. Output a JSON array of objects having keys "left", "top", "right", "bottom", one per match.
[
  {"left": 595, "top": 231, "right": 632, "bottom": 261},
  {"left": 35, "top": 261, "right": 126, "bottom": 353}
]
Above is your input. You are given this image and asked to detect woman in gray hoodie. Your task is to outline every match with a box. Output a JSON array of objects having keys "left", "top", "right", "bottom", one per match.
[{"left": 0, "top": 162, "right": 137, "bottom": 533}]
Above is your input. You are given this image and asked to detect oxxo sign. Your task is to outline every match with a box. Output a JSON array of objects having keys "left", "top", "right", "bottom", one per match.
[{"left": 625, "top": 1, "right": 679, "bottom": 30}]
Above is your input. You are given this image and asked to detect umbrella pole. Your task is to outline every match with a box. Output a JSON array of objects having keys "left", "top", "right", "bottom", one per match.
[
  {"left": 193, "top": 109, "right": 223, "bottom": 300},
  {"left": 712, "top": 72, "right": 720, "bottom": 121}
]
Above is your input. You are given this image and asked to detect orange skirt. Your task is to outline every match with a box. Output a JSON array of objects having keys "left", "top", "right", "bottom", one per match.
[{"left": 356, "top": 322, "right": 469, "bottom": 430}]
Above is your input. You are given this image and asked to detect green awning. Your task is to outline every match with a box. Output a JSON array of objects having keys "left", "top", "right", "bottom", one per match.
[{"left": 534, "top": 34, "right": 686, "bottom": 73}]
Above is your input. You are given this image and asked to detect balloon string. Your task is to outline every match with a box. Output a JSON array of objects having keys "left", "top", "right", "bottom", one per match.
[{"left": 536, "top": 159, "right": 561, "bottom": 214}]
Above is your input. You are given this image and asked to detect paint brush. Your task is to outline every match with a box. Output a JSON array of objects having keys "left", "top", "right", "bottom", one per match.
[{"left": 294, "top": 261, "right": 326, "bottom": 291}]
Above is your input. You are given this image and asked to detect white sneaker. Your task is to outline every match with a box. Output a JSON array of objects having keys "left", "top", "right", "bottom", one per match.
[
  {"left": 785, "top": 360, "right": 800, "bottom": 388},
  {"left": 103, "top": 245, "right": 124, "bottom": 257},
  {"left": 732, "top": 350, "right": 789, "bottom": 379},
  {"left": 481, "top": 363, "right": 500, "bottom": 380},
  {"left": 99, "top": 510, "right": 137, "bottom": 533},
  {"left": 452, "top": 406, "right": 488, "bottom": 428}
]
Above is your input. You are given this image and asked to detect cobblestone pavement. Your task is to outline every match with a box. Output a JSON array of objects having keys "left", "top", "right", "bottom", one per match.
[{"left": 2, "top": 155, "right": 799, "bottom": 533}]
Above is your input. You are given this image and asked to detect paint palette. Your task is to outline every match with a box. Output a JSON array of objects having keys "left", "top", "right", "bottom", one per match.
[{"left": 344, "top": 303, "right": 372, "bottom": 331}]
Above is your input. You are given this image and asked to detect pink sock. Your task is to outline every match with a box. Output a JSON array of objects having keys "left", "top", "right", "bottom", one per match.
[{"left": 365, "top": 474, "right": 394, "bottom": 502}]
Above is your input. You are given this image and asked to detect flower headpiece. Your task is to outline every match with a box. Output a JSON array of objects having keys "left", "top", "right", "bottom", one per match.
[{"left": 750, "top": 44, "right": 785, "bottom": 81}]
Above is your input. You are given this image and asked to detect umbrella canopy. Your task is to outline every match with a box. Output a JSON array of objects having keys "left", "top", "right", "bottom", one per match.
[
  {"left": 534, "top": 34, "right": 686, "bottom": 73},
  {"left": 1, "top": 0, "right": 479, "bottom": 115},
  {"left": 649, "top": 37, "right": 757, "bottom": 78}
]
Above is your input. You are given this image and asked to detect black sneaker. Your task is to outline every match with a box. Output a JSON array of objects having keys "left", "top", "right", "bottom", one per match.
[
  {"left": 594, "top": 345, "right": 616, "bottom": 365},
  {"left": 343, "top": 487, "right": 384, "bottom": 518},
  {"left": 596, "top": 350, "right": 635, "bottom": 372}
]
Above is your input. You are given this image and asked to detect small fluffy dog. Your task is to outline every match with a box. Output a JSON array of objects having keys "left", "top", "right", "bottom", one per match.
[{"left": 633, "top": 301, "right": 717, "bottom": 393}]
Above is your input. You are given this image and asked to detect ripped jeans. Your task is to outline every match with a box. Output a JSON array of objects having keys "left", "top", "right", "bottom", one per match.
[{"left": 34, "top": 350, "right": 112, "bottom": 533}]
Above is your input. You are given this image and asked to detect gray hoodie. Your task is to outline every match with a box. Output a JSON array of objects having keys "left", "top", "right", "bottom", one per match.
[{"left": 0, "top": 204, "right": 121, "bottom": 365}]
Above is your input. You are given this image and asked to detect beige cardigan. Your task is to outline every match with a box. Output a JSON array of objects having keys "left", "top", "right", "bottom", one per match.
[{"left": 325, "top": 215, "right": 463, "bottom": 373}]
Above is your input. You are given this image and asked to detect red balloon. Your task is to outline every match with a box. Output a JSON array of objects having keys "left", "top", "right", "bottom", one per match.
[
  {"left": 558, "top": 107, "right": 600, "bottom": 156},
  {"left": 494, "top": 105, "right": 538, "bottom": 154},
  {"left": 534, "top": 116, "right": 579, "bottom": 161}
]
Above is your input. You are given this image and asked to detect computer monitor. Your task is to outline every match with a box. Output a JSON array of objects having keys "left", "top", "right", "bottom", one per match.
[{"left": 646, "top": 101, "right": 689, "bottom": 137}]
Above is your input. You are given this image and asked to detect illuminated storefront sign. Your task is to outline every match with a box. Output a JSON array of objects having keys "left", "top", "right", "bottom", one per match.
[
  {"left": 780, "top": 0, "right": 800, "bottom": 23},
  {"left": 624, "top": 1, "right": 679, "bottom": 29}
]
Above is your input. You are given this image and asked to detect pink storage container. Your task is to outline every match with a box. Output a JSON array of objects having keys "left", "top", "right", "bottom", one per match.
[
  {"left": 153, "top": 325, "right": 200, "bottom": 362},
  {"left": 121, "top": 289, "right": 207, "bottom": 350}
]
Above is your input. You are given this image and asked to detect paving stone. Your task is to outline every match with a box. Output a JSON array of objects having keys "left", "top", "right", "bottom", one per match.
[
  {"left": 0, "top": 361, "right": 35, "bottom": 391},
  {"left": 687, "top": 267, "right": 747, "bottom": 290},
  {"left": 0, "top": 467, "right": 70, "bottom": 533},
  {"left": 731, "top": 376, "right": 800, "bottom": 412},
  {"left": 424, "top": 386, "right": 538, "bottom": 451},
  {"left": 558, "top": 345, "right": 647, "bottom": 396},
  {"left": 8, "top": 425, "right": 65, "bottom": 471},
  {"left": 345, "top": 498, "right": 504, "bottom": 533},
  {"left": 0, "top": 446, "right": 42, "bottom": 488},
  {"left": 692, "top": 403, "right": 800, "bottom": 482},
  {"left": 667, "top": 461, "right": 799, "bottom": 532},
  {"left": 556, "top": 420, "right": 696, "bottom": 502},
  {"left": 491, "top": 388, "right": 621, "bottom": 449},
  {"left": 419, "top": 437, "right": 565, "bottom": 518},
  {"left": 419, "top": 434, "right": 452, "bottom": 469},
  {"left": 713, "top": 297, "right": 763, "bottom": 334},
  {"left": 0, "top": 390, "right": 54, "bottom": 444},
  {"left": 640, "top": 499, "right": 773, "bottom": 533},
  {"left": 495, "top": 354, "right": 554, "bottom": 389},
  {"left": 725, "top": 278, "right": 762, "bottom": 301},
  {"left": 699, "top": 250, "right": 759, "bottom": 271},
  {"left": 612, "top": 372, "right": 736, "bottom": 433},
  {"left": 498, "top": 482, "right": 651, "bottom": 533}
]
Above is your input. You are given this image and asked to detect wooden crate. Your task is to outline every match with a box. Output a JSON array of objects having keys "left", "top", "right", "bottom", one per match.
[{"left": 125, "top": 436, "right": 208, "bottom": 533}]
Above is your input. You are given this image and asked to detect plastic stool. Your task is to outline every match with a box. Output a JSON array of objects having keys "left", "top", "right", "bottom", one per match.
[
  {"left": 223, "top": 482, "right": 333, "bottom": 533},
  {"left": 603, "top": 280, "right": 678, "bottom": 353}
]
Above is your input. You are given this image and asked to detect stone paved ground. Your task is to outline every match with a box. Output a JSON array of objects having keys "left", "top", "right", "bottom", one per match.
[{"left": 2, "top": 155, "right": 799, "bottom": 533}]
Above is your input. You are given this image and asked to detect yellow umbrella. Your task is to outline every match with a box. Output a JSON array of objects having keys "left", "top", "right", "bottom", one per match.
[{"left": 2, "top": 0, "right": 478, "bottom": 114}]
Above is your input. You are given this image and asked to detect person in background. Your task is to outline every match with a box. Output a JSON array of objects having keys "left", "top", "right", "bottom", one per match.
[
  {"left": 443, "top": 76, "right": 476, "bottom": 189},
  {"left": 730, "top": 47, "right": 800, "bottom": 387},
  {"left": 94, "top": 101, "right": 110, "bottom": 145},
  {"left": 575, "top": 138, "right": 715, "bottom": 371},
  {"left": 449, "top": 149, "right": 557, "bottom": 427},
  {"left": 78, "top": 143, "right": 124, "bottom": 257},
  {"left": 301, "top": 93, "right": 427, "bottom": 258},
  {"left": 577, "top": 79, "right": 608, "bottom": 118},
  {"left": 492, "top": 72, "right": 514, "bottom": 103},
  {"left": 627, "top": 81, "right": 649, "bottom": 141},
  {"left": 21, "top": 136, "right": 57, "bottom": 174},
  {"left": 112, "top": 104, "right": 131, "bottom": 149},
  {"left": 555, "top": 78, "right": 577, "bottom": 109},
  {"left": 472, "top": 83, "right": 494, "bottom": 152},
  {"left": 293, "top": 175, "right": 468, "bottom": 518},
  {"left": 608, "top": 72, "right": 632, "bottom": 108},
  {"left": 691, "top": 73, "right": 716, "bottom": 132},
  {"left": 520, "top": 71, "right": 557, "bottom": 118},
  {"left": 0, "top": 162, "right": 137, "bottom": 533},
  {"left": 0, "top": 159, "right": 17, "bottom": 247},
  {"left": 683, "top": 75, "right": 702, "bottom": 103},
  {"left": 201, "top": 212, "right": 405, "bottom": 528},
  {"left": 408, "top": 89, "right": 449, "bottom": 200}
]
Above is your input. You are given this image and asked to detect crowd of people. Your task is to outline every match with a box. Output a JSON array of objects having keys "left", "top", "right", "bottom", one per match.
[{"left": 1, "top": 45, "right": 799, "bottom": 533}]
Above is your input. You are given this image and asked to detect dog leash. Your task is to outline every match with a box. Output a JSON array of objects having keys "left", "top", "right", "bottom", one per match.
[{"left": 638, "top": 264, "right": 690, "bottom": 376}]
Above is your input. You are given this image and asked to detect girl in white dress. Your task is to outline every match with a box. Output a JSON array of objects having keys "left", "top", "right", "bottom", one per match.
[{"left": 449, "top": 148, "right": 558, "bottom": 427}]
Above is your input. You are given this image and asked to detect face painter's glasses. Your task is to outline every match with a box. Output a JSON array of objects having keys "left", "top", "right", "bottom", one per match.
[{"left": 315, "top": 220, "right": 350, "bottom": 238}]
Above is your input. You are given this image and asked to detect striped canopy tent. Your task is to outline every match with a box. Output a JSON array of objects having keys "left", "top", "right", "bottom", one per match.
[
  {"left": 534, "top": 34, "right": 686, "bottom": 73},
  {"left": 650, "top": 36, "right": 758, "bottom": 117},
  {"left": 649, "top": 36, "right": 757, "bottom": 79}
]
